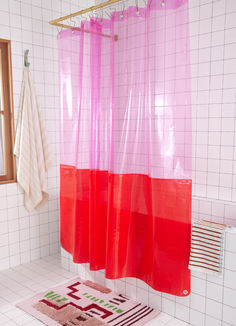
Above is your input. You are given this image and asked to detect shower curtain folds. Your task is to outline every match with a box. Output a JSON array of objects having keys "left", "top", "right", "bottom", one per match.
[{"left": 58, "top": 0, "right": 192, "bottom": 297}]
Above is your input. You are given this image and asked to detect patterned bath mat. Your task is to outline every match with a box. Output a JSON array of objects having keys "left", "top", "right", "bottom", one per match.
[{"left": 17, "top": 278, "right": 159, "bottom": 325}]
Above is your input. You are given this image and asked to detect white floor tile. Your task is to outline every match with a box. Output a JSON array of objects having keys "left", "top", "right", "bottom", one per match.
[{"left": 0, "top": 254, "right": 185, "bottom": 326}]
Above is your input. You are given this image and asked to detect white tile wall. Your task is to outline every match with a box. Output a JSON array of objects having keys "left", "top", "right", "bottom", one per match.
[
  {"left": 0, "top": 0, "right": 236, "bottom": 325},
  {"left": 0, "top": 0, "right": 95, "bottom": 270},
  {"left": 190, "top": 0, "right": 236, "bottom": 203}
]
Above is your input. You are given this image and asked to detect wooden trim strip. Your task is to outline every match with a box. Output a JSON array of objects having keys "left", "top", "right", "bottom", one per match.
[
  {"left": 201, "top": 219, "right": 227, "bottom": 228},
  {"left": 191, "top": 248, "right": 220, "bottom": 257},
  {"left": 192, "top": 230, "right": 222, "bottom": 240},
  {"left": 189, "top": 259, "right": 220, "bottom": 269},
  {"left": 192, "top": 235, "right": 221, "bottom": 245},
  {"left": 191, "top": 240, "right": 221, "bottom": 251},
  {"left": 193, "top": 225, "right": 222, "bottom": 236},
  {"left": 190, "top": 254, "right": 221, "bottom": 265},
  {"left": 191, "top": 250, "right": 221, "bottom": 260},
  {"left": 0, "top": 39, "right": 16, "bottom": 184},
  {"left": 189, "top": 263, "right": 219, "bottom": 273}
]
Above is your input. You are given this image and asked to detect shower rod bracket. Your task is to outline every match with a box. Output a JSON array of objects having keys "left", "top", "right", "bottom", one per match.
[{"left": 49, "top": 0, "right": 123, "bottom": 41}]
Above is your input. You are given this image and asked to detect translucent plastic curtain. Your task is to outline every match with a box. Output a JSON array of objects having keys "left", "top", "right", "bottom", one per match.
[{"left": 58, "top": 0, "right": 192, "bottom": 297}]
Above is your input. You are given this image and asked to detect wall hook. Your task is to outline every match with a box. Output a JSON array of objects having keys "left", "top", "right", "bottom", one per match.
[{"left": 24, "top": 49, "right": 30, "bottom": 67}]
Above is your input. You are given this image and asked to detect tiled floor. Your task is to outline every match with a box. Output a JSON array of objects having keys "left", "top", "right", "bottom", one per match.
[{"left": 0, "top": 255, "right": 189, "bottom": 326}]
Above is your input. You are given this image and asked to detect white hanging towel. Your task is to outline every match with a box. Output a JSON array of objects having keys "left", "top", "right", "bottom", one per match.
[
  {"left": 14, "top": 68, "right": 54, "bottom": 211},
  {"left": 188, "top": 220, "right": 227, "bottom": 276}
]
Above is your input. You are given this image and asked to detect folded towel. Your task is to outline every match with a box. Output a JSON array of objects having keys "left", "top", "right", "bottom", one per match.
[
  {"left": 14, "top": 68, "right": 54, "bottom": 211},
  {"left": 188, "top": 220, "right": 227, "bottom": 276}
]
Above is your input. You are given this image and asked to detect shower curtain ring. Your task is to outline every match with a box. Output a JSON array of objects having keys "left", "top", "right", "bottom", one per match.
[
  {"left": 120, "top": 9, "right": 124, "bottom": 18},
  {"left": 70, "top": 17, "right": 77, "bottom": 33},
  {"left": 81, "top": 13, "right": 86, "bottom": 21},
  {"left": 119, "top": 0, "right": 125, "bottom": 19},
  {"left": 106, "top": 10, "right": 111, "bottom": 19},
  {"left": 135, "top": 0, "right": 140, "bottom": 15},
  {"left": 101, "top": 9, "right": 104, "bottom": 24},
  {"left": 94, "top": 10, "right": 99, "bottom": 19},
  {"left": 89, "top": 11, "right": 94, "bottom": 20}
]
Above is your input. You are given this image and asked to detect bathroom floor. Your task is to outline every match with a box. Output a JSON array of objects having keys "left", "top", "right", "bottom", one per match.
[{"left": 0, "top": 255, "right": 189, "bottom": 326}]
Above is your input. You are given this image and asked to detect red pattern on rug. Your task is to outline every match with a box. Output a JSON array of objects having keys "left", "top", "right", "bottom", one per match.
[{"left": 17, "top": 278, "right": 160, "bottom": 326}]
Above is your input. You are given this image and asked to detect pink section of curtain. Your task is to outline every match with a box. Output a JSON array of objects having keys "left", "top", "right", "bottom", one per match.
[{"left": 58, "top": 1, "right": 191, "bottom": 179}]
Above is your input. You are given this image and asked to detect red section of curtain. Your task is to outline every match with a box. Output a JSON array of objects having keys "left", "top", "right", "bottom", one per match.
[{"left": 60, "top": 165, "right": 192, "bottom": 297}]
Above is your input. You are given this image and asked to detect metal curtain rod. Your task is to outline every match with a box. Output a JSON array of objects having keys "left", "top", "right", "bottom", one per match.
[{"left": 49, "top": 0, "right": 123, "bottom": 40}]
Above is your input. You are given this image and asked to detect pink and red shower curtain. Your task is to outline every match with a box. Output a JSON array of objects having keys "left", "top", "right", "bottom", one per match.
[{"left": 58, "top": 0, "right": 192, "bottom": 297}]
